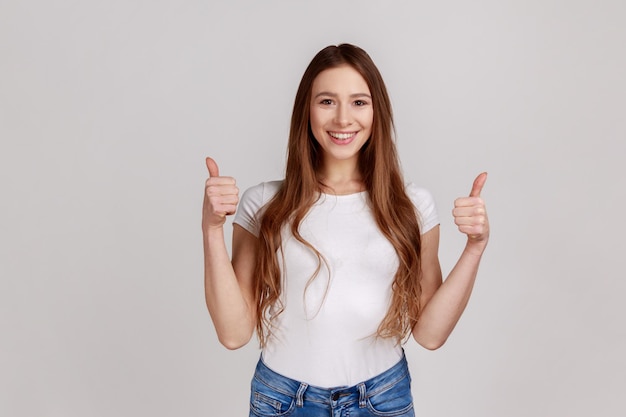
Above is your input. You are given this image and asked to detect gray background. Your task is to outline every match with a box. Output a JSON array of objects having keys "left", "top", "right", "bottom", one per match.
[{"left": 1, "top": 0, "right": 625, "bottom": 416}]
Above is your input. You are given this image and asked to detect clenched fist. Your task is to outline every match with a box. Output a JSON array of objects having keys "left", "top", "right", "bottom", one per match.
[
  {"left": 453, "top": 172, "right": 490, "bottom": 247},
  {"left": 202, "top": 157, "right": 239, "bottom": 230}
]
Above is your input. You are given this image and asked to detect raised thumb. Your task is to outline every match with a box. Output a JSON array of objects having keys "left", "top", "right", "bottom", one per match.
[
  {"left": 205, "top": 157, "right": 220, "bottom": 177},
  {"left": 469, "top": 172, "right": 488, "bottom": 197}
]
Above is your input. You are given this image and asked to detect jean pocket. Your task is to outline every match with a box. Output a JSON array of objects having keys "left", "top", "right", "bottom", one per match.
[
  {"left": 249, "top": 378, "right": 296, "bottom": 417},
  {"left": 366, "top": 374, "right": 414, "bottom": 417}
]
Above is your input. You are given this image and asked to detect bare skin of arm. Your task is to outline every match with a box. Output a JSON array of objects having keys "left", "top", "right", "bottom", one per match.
[
  {"left": 203, "top": 157, "right": 257, "bottom": 349},
  {"left": 203, "top": 156, "right": 489, "bottom": 351},
  {"left": 412, "top": 173, "right": 490, "bottom": 350}
]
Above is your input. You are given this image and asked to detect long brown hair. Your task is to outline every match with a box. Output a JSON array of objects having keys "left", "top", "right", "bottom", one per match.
[{"left": 255, "top": 44, "right": 422, "bottom": 346}]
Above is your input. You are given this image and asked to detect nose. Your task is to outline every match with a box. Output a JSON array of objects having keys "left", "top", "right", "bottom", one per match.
[{"left": 333, "top": 103, "right": 352, "bottom": 127}]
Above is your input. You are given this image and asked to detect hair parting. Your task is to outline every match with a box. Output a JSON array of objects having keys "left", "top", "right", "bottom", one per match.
[{"left": 255, "top": 44, "right": 423, "bottom": 347}]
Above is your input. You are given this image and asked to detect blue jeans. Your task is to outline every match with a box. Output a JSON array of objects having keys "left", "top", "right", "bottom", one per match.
[{"left": 249, "top": 354, "right": 415, "bottom": 417}]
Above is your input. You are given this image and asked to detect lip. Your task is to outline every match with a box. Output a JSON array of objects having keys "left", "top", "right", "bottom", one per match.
[{"left": 328, "top": 131, "right": 358, "bottom": 145}]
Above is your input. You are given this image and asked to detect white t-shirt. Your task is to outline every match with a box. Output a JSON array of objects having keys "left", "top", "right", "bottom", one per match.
[{"left": 234, "top": 181, "right": 439, "bottom": 387}]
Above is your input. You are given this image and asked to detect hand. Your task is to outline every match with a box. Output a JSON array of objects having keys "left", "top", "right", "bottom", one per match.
[
  {"left": 453, "top": 172, "right": 490, "bottom": 248},
  {"left": 202, "top": 157, "right": 239, "bottom": 230}
]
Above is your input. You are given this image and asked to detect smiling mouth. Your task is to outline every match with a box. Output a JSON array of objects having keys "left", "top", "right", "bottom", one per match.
[{"left": 328, "top": 131, "right": 357, "bottom": 141}]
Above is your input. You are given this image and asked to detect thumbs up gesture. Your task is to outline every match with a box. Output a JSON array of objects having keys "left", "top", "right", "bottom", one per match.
[
  {"left": 453, "top": 172, "right": 490, "bottom": 246},
  {"left": 202, "top": 157, "right": 239, "bottom": 230}
]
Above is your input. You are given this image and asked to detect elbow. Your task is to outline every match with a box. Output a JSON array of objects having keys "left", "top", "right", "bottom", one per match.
[
  {"left": 220, "top": 340, "right": 246, "bottom": 350},
  {"left": 217, "top": 331, "right": 253, "bottom": 350},
  {"left": 219, "top": 337, "right": 248, "bottom": 350},
  {"left": 419, "top": 339, "right": 446, "bottom": 351},
  {"left": 413, "top": 332, "right": 448, "bottom": 351}
]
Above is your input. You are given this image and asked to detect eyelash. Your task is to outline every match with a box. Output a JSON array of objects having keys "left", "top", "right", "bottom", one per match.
[{"left": 319, "top": 99, "right": 369, "bottom": 106}]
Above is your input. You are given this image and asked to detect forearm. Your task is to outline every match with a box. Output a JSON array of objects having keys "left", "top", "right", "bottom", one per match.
[
  {"left": 203, "top": 227, "right": 255, "bottom": 349},
  {"left": 413, "top": 241, "right": 486, "bottom": 349}
]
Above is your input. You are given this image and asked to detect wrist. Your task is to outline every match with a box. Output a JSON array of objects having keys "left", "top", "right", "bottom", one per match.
[
  {"left": 203, "top": 224, "right": 225, "bottom": 241},
  {"left": 464, "top": 238, "right": 488, "bottom": 257}
]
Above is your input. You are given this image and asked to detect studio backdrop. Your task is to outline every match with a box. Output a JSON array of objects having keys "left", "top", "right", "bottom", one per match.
[{"left": 1, "top": 1, "right": 624, "bottom": 416}]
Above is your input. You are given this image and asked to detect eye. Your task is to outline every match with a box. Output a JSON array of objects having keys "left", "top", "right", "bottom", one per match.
[
  {"left": 354, "top": 100, "right": 369, "bottom": 106},
  {"left": 319, "top": 98, "right": 333, "bottom": 105}
]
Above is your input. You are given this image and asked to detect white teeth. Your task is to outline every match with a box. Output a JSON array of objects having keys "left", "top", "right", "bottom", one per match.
[{"left": 329, "top": 132, "right": 355, "bottom": 140}]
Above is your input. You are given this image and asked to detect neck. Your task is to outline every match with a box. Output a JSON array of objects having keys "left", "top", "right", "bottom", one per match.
[{"left": 317, "top": 159, "right": 364, "bottom": 195}]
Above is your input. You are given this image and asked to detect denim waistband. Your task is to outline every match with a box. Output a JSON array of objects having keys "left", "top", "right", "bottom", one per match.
[{"left": 252, "top": 353, "right": 411, "bottom": 407}]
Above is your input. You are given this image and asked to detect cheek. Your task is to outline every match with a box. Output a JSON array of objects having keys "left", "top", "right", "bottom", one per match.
[
  {"left": 308, "top": 113, "right": 324, "bottom": 143},
  {"left": 309, "top": 109, "right": 323, "bottom": 132},
  {"left": 360, "top": 111, "right": 374, "bottom": 130}
]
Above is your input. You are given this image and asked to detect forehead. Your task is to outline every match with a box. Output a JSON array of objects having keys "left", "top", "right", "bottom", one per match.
[{"left": 311, "top": 65, "right": 370, "bottom": 94}]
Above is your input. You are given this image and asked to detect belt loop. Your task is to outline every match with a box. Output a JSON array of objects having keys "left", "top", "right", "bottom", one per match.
[
  {"left": 296, "top": 383, "right": 308, "bottom": 407},
  {"left": 358, "top": 383, "right": 367, "bottom": 408}
]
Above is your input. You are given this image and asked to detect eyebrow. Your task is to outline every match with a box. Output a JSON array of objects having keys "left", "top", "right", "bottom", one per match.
[{"left": 313, "top": 92, "right": 372, "bottom": 99}]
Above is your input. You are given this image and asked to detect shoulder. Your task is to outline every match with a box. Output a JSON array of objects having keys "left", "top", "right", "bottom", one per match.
[
  {"left": 241, "top": 180, "right": 283, "bottom": 206},
  {"left": 404, "top": 182, "right": 435, "bottom": 204},
  {"left": 234, "top": 180, "right": 283, "bottom": 236},
  {"left": 404, "top": 182, "right": 439, "bottom": 234}
]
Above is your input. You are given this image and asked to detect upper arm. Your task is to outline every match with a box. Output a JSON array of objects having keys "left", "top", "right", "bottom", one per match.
[
  {"left": 231, "top": 223, "right": 259, "bottom": 327},
  {"left": 419, "top": 225, "right": 443, "bottom": 309}
]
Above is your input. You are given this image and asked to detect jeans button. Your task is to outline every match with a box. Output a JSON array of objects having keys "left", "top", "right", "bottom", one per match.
[{"left": 331, "top": 392, "right": 340, "bottom": 401}]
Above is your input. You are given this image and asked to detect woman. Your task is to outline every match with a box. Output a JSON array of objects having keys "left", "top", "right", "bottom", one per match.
[{"left": 203, "top": 44, "right": 489, "bottom": 417}]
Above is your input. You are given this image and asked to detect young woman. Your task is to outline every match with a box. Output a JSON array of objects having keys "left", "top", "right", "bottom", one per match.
[{"left": 203, "top": 44, "right": 489, "bottom": 417}]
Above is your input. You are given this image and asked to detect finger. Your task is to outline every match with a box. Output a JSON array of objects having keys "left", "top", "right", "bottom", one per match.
[
  {"left": 469, "top": 172, "right": 488, "bottom": 197},
  {"left": 452, "top": 206, "right": 485, "bottom": 217},
  {"left": 454, "top": 215, "right": 486, "bottom": 227},
  {"left": 454, "top": 196, "right": 484, "bottom": 208},
  {"left": 213, "top": 203, "right": 238, "bottom": 216},
  {"left": 212, "top": 194, "right": 239, "bottom": 205},
  {"left": 206, "top": 157, "right": 220, "bottom": 178},
  {"left": 459, "top": 225, "right": 485, "bottom": 240},
  {"left": 206, "top": 178, "right": 237, "bottom": 190}
]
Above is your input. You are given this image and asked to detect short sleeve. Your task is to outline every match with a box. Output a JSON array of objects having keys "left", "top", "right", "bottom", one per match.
[
  {"left": 233, "top": 181, "right": 282, "bottom": 237},
  {"left": 405, "top": 183, "right": 439, "bottom": 234}
]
